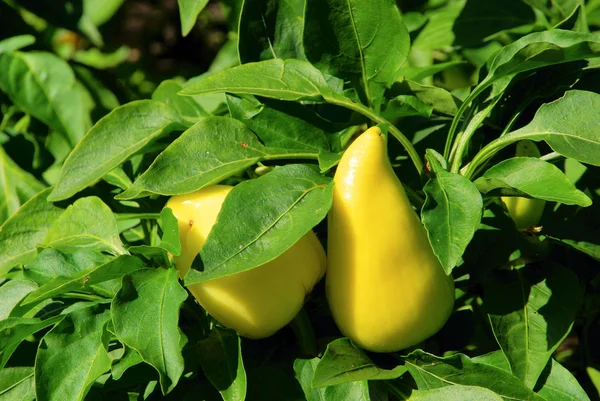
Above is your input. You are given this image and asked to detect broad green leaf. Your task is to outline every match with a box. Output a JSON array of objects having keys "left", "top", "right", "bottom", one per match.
[
  {"left": 0, "top": 51, "right": 91, "bottom": 147},
  {"left": 388, "top": 80, "right": 461, "bottom": 117},
  {"left": 472, "top": 31, "right": 600, "bottom": 104},
  {"left": 116, "top": 117, "right": 267, "bottom": 199},
  {"left": 412, "top": 2, "right": 463, "bottom": 50},
  {"left": 397, "top": 61, "right": 466, "bottom": 82},
  {"left": 312, "top": 338, "right": 406, "bottom": 388},
  {"left": 152, "top": 80, "right": 209, "bottom": 124},
  {"left": 35, "top": 307, "right": 112, "bottom": 401},
  {"left": 23, "top": 249, "right": 107, "bottom": 285},
  {"left": 22, "top": 255, "right": 144, "bottom": 306},
  {"left": 0, "top": 367, "right": 35, "bottom": 401},
  {"left": 422, "top": 151, "right": 483, "bottom": 274},
  {"left": 0, "top": 35, "right": 35, "bottom": 54},
  {"left": 227, "top": 94, "right": 331, "bottom": 151},
  {"left": 111, "top": 346, "right": 144, "bottom": 381},
  {"left": 535, "top": 359, "right": 590, "bottom": 401},
  {"left": 0, "top": 148, "right": 46, "bottom": 225},
  {"left": 503, "top": 90, "right": 600, "bottom": 166},
  {"left": 0, "top": 188, "right": 63, "bottom": 277},
  {"left": 0, "top": 316, "right": 64, "bottom": 368},
  {"left": 178, "top": 0, "right": 209, "bottom": 36},
  {"left": 238, "top": 0, "right": 306, "bottom": 62},
  {"left": 187, "top": 165, "right": 332, "bottom": 284},
  {"left": 294, "top": 358, "right": 374, "bottom": 401},
  {"left": 159, "top": 208, "right": 182, "bottom": 256},
  {"left": 49, "top": 100, "right": 184, "bottom": 201},
  {"left": 181, "top": 58, "right": 343, "bottom": 102},
  {"left": 304, "top": 0, "right": 409, "bottom": 105},
  {"left": 403, "top": 350, "right": 544, "bottom": 400},
  {"left": 42, "top": 197, "right": 127, "bottom": 255},
  {"left": 483, "top": 265, "right": 582, "bottom": 388},
  {"left": 198, "top": 328, "right": 247, "bottom": 401},
  {"left": 408, "top": 386, "right": 503, "bottom": 401},
  {"left": 475, "top": 157, "right": 591, "bottom": 206},
  {"left": 112, "top": 268, "right": 188, "bottom": 394},
  {"left": 0, "top": 280, "right": 38, "bottom": 320},
  {"left": 476, "top": 351, "right": 590, "bottom": 401}
]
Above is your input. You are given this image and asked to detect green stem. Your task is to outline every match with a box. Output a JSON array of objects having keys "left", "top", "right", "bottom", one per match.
[
  {"left": 60, "top": 292, "right": 108, "bottom": 302},
  {"left": 289, "top": 307, "right": 317, "bottom": 356},
  {"left": 540, "top": 151, "right": 563, "bottom": 162},
  {"left": 463, "top": 135, "right": 518, "bottom": 180},
  {"left": 262, "top": 151, "right": 319, "bottom": 161},
  {"left": 326, "top": 97, "right": 424, "bottom": 176},
  {"left": 403, "top": 184, "right": 424, "bottom": 209},
  {"left": 115, "top": 212, "right": 161, "bottom": 221}
]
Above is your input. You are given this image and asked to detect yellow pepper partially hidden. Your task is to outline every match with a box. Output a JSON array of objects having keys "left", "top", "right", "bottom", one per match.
[
  {"left": 327, "top": 127, "right": 454, "bottom": 352},
  {"left": 501, "top": 140, "right": 546, "bottom": 230},
  {"left": 166, "top": 185, "right": 326, "bottom": 339}
]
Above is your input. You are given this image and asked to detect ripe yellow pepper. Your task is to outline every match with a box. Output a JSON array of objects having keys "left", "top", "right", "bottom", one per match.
[
  {"left": 166, "top": 185, "right": 326, "bottom": 339},
  {"left": 327, "top": 127, "right": 454, "bottom": 352},
  {"left": 501, "top": 140, "right": 546, "bottom": 230}
]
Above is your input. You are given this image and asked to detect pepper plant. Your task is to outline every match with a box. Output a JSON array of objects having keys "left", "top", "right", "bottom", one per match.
[{"left": 1, "top": 0, "right": 600, "bottom": 400}]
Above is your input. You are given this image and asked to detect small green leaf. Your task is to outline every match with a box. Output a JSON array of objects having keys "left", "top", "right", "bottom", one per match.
[
  {"left": 0, "top": 188, "right": 63, "bottom": 277},
  {"left": 111, "top": 347, "right": 144, "bottom": 381},
  {"left": 42, "top": 197, "right": 127, "bottom": 256},
  {"left": 178, "top": 0, "right": 209, "bottom": 36},
  {"left": 408, "top": 386, "right": 503, "bottom": 401},
  {"left": 0, "top": 280, "right": 38, "bottom": 320},
  {"left": 159, "top": 208, "right": 181, "bottom": 257},
  {"left": 294, "top": 358, "right": 374, "bottom": 401},
  {"left": 187, "top": 164, "right": 332, "bottom": 284},
  {"left": 198, "top": 328, "right": 247, "bottom": 401},
  {"left": 312, "top": 338, "right": 406, "bottom": 388},
  {"left": 22, "top": 255, "right": 144, "bottom": 306},
  {"left": 422, "top": 150, "right": 483, "bottom": 274},
  {"left": 483, "top": 265, "right": 583, "bottom": 389},
  {"left": 475, "top": 157, "right": 592, "bottom": 206},
  {"left": 403, "top": 350, "right": 544, "bottom": 400},
  {"left": 35, "top": 307, "right": 112, "bottom": 401},
  {"left": 111, "top": 268, "right": 188, "bottom": 394},
  {"left": 49, "top": 100, "right": 185, "bottom": 201},
  {"left": 152, "top": 80, "right": 209, "bottom": 124},
  {"left": 0, "top": 51, "right": 92, "bottom": 147},
  {"left": 0, "top": 35, "right": 35, "bottom": 54}
]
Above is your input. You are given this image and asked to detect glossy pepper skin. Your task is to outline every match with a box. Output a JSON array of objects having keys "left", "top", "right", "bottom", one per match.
[
  {"left": 166, "top": 185, "right": 326, "bottom": 339},
  {"left": 501, "top": 140, "right": 546, "bottom": 230},
  {"left": 326, "top": 127, "right": 455, "bottom": 353}
]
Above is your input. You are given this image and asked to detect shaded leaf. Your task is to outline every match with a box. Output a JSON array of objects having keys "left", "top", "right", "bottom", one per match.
[
  {"left": 152, "top": 80, "right": 209, "bottom": 124},
  {"left": 0, "top": 280, "right": 38, "bottom": 320}
]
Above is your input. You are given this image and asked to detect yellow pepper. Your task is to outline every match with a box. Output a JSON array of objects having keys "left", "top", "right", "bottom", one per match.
[
  {"left": 501, "top": 140, "right": 546, "bottom": 230},
  {"left": 326, "top": 127, "right": 454, "bottom": 352},
  {"left": 166, "top": 185, "right": 326, "bottom": 339}
]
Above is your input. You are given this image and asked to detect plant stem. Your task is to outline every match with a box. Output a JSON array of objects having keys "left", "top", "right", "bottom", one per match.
[
  {"left": 327, "top": 97, "right": 424, "bottom": 176},
  {"left": 289, "top": 307, "right": 317, "bottom": 357},
  {"left": 463, "top": 135, "right": 518, "bottom": 180},
  {"left": 262, "top": 151, "right": 319, "bottom": 161},
  {"left": 540, "top": 151, "right": 563, "bottom": 162},
  {"left": 114, "top": 212, "right": 162, "bottom": 221}
]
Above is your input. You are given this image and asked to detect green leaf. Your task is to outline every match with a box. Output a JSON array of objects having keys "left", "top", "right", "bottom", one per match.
[
  {"left": 0, "top": 367, "right": 35, "bottom": 401},
  {"left": 588, "top": 367, "right": 600, "bottom": 398},
  {"left": 187, "top": 164, "right": 332, "bottom": 284},
  {"left": 472, "top": 350, "right": 511, "bottom": 372},
  {"left": 181, "top": 58, "right": 342, "bottom": 102},
  {"left": 35, "top": 307, "right": 112, "bottom": 401},
  {"left": 0, "top": 148, "right": 46, "bottom": 225},
  {"left": 397, "top": 61, "right": 467, "bottom": 82},
  {"left": 0, "top": 316, "right": 64, "bottom": 368},
  {"left": 422, "top": 151, "right": 483, "bottom": 274},
  {"left": 535, "top": 359, "right": 590, "bottom": 401},
  {"left": 483, "top": 265, "right": 583, "bottom": 389},
  {"left": 116, "top": 117, "right": 267, "bottom": 199},
  {"left": 178, "top": 0, "right": 209, "bottom": 36},
  {"left": 111, "top": 268, "right": 188, "bottom": 394},
  {"left": 22, "top": 249, "right": 107, "bottom": 285},
  {"left": 0, "top": 51, "right": 91, "bottom": 147},
  {"left": 475, "top": 157, "right": 592, "bottom": 206},
  {"left": 159, "top": 208, "right": 182, "bottom": 257},
  {"left": 22, "top": 255, "right": 144, "bottom": 306},
  {"left": 403, "top": 350, "right": 544, "bottom": 400},
  {"left": 388, "top": 80, "right": 461, "bottom": 117},
  {"left": 0, "top": 188, "right": 63, "bottom": 277},
  {"left": 408, "top": 386, "right": 504, "bottom": 401},
  {"left": 197, "top": 328, "right": 247, "bottom": 401},
  {"left": 111, "top": 346, "right": 144, "bottom": 381},
  {"left": 238, "top": 0, "right": 306, "bottom": 62},
  {"left": 0, "top": 280, "right": 38, "bottom": 320},
  {"left": 304, "top": 0, "right": 409, "bottom": 105},
  {"left": 294, "top": 358, "right": 374, "bottom": 401},
  {"left": 227, "top": 94, "right": 331, "bottom": 151},
  {"left": 42, "top": 197, "right": 127, "bottom": 255},
  {"left": 312, "top": 338, "right": 406, "bottom": 388},
  {"left": 0, "top": 35, "right": 35, "bottom": 54},
  {"left": 49, "top": 100, "right": 184, "bottom": 201},
  {"left": 152, "top": 80, "right": 209, "bottom": 124},
  {"left": 503, "top": 90, "right": 600, "bottom": 166}
]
